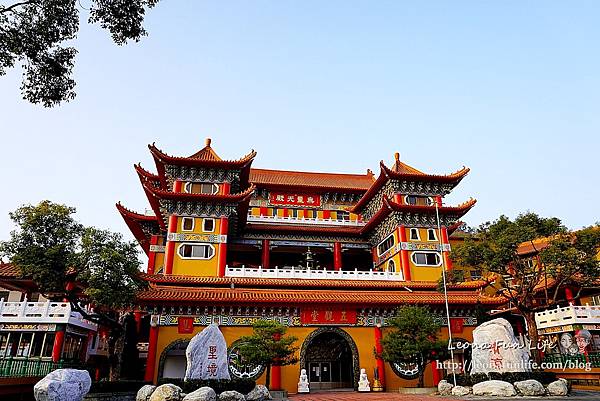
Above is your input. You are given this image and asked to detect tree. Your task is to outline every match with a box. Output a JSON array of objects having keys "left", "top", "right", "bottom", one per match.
[
  {"left": 235, "top": 320, "right": 299, "bottom": 390},
  {"left": 0, "top": 200, "right": 146, "bottom": 379},
  {"left": 0, "top": 0, "right": 159, "bottom": 107},
  {"left": 380, "top": 305, "right": 447, "bottom": 388},
  {"left": 451, "top": 212, "right": 600, "bottom": 361}
]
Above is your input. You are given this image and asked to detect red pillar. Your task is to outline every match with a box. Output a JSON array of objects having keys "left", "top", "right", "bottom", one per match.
[
  {"left": 52, "top": 325, "right": 66, "bottom": 362},
  {"left": 218, "top": 216, "right": 229, "bottom": 277},
  {"left": 261, "top": 239, "right": 270, "bottom": 269},
  {"left": 565, "top": 287, "right": 575, "bottom": 304},
  {"left": 271, "top": 333, "right": 282, "bottom": 390},
  {"left": 147, "top": 235, "right": 159, "bottom": 275},
  {"left": 374, "top": 325, "right": 386, "bottom": 387},
  {"left": 441, "top": 226, "right": 453, "bottom": 271},
  {"left": 398, "top": 225, "right": 411, "bottom": 281},
  {"left": 144, "top": 325, "right": 159, "bottom": 383},
  {"left": 164, "top": 215, "right": 178, "bottom": 275},
  {"left": 134, "top": 311, "right": 143, "bottom": 334},
  {"left": 221, "top": 182, "right": 231, "bottom": 195},
  {"left": 432, "top": 360, "right": 442, "bottom": 386},
  {"left": 333, "top": 242, "right": 342, "bottom": 271}
]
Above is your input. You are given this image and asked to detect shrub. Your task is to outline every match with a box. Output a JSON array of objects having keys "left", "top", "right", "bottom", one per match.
[{"left": 157, "top": 378, "right": 256, "bottom": 394}]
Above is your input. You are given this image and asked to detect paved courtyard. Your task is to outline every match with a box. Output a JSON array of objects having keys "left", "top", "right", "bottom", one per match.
[{"left": 288, "top": 390, "right": 600, "bottom": 401}]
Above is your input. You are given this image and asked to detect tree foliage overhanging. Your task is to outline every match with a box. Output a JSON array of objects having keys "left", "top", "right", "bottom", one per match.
[
  {"left": 0, "top": 200, "right": 146, "bottom": 325},
  {"left": 0, "top": 0, "right": 159, "bottom": 107},
  {"left": 451, "top": 212, "right": 600, "bottom": 360}
]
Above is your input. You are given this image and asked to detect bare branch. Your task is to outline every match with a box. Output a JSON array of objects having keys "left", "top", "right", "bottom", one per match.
[{"left": 0, "top": 0, "right": 38, "bottom": 14}]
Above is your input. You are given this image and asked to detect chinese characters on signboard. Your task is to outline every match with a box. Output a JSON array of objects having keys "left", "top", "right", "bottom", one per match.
[
  {"left": 300, "top": 308, "right": 357, "bottom": 325},
  {"left": 269, "top": 193, "right": 321, "bottom": 207}
]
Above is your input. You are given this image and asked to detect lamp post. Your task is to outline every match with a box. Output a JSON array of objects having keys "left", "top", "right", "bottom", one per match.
[{"left": 435, "top": 198, "right": 457, "bottom": 387}]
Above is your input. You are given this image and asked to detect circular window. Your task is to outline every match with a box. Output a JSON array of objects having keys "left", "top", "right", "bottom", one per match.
[
  {"left": 389, "top": 354, "right": 424, "bottom": 380},
  {"left": 227, "top": 340, "right": 265, "bottom": 380}
]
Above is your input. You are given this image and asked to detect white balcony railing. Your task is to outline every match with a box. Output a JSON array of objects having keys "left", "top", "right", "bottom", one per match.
[
  {"left": 247, "top": 214, "right": 366, "bottom": 227},
  {"left": 0, "top": 299, "right": 97, "bottom": 331},
  {"left": 225, "top": 265, "right": 404, "bottom": 281},
  {"left": 535, "top": 304, "right": 600, "bottom": 330}
]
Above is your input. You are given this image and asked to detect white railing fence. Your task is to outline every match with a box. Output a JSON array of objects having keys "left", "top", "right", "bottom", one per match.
[
  {"left": 225, "top": 265, "right": 404, "bottom": 281},
  {"left": 0, "top": 298, "right": 97, "bottom": 330},
  {"left": 247, "top": 214, "right": 366, "bottom": 227},
  {"left": 535, "top": 304, "right": 600, "bottom": 329}
]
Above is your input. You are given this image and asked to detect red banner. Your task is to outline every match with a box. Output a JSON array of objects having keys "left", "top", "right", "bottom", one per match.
[
  {"left": 450, "top": 318, "right": 464, "bottom": 334},
  {"left": 301, "top": 308, "right": 357, "bottom": 325},
  {"left": 269, "top": 193, "right": 321, "bottom": 207},
  {"left": 178, "top": 316, "right": 194, "bottom": 334}
]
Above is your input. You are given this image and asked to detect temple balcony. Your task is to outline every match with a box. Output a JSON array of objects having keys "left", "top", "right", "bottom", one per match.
[
  {"left": 225, "top": 265, "right": 405, "bottom": 281},
  {"left": 0, "top": 299, "right": 97, "bottom": 331},
  {"left": 246, "top": 214, "right": 366, "bottom": 227},
  {"left": 535, "top": 304, "right": 600, "bottom": 330}
]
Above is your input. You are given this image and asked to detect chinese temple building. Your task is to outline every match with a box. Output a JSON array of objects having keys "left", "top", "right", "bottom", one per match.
[{"left": 118, "top": 138, "right": 504, "bottom": 392}]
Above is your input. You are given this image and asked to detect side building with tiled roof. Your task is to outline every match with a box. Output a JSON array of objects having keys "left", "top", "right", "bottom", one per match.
[{"left": 118, "top": 138, "right": 504, "bottom": 392}]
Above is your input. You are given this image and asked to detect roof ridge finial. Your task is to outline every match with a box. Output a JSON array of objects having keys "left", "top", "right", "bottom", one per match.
[
  {"left": 205, "top": 137, "right": 212, "bottom": 147},
  {"left": 394, "top": 152, "right": 400, "bottom": 162}
]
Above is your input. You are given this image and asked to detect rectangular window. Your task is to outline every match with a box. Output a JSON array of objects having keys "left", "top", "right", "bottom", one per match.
[
  {"left": 336, "top": 211, "right": 350, "bottom": 221},
  {"left": 289, "top": 209, "right": 299, "bottom": 218},
  {"left": 182, "top": 217, "right": 194, "bottom": 231},
  {"left": 410, "top": 228, "right": 420, "bottom": 241},
  {"left": 178, "top": 244, "right": 215, "bottom": 259},
  {"left": 202, "top": 218, "right": 215, "bottom": 232},
  {"left": 427, "top": 229, "right": 437, "bottom": 241},
  {"left": 377, "top": 234, "right": 395, "bottom": 256},
  {"left": 405, "top": 195, "right": 418, "bottom": 205},
  {"left": 184, "top": 182, "right": 219, "bottom": 195},
  {"left": 411, "top": 252, "right": 441, "bottom": 266},
  {"left": 42, "top": 333, "right": 55, "bottom": 358},
  {"left": 0, "top": 291, "right": 9, "bottom": 301}
]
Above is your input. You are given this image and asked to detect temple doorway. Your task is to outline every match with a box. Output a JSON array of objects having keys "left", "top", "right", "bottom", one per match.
[{"left": 300, "top": 328, "right": 358, "bottom": 391}]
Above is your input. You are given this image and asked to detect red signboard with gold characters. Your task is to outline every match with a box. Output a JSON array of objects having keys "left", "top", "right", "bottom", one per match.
[
  {"left": 301, "top": 308, "right": 357, "bottom": 325},
  {"left": 269, "top": 193, "right": 321, "bottom": 207},
  {"left": 178, "top": 316, "right": 194, "bottom": 334}
]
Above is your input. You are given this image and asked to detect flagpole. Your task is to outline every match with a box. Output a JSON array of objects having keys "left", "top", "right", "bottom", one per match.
[{"left": 435, "top": 198, "right": 457, "bottom": 386}]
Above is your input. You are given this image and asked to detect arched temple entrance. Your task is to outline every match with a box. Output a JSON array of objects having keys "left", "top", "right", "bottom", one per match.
[
  {"left": 300, "top": 328, "right": 359, "bottom": 391},
  {"left": 158, "top": 339, "right": 189, "bottom": 379}
]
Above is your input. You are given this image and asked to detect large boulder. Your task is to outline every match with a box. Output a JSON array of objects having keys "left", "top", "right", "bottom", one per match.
[
  {"left": 470, "top": 318, "right": 530, "bottom": 374},
  {"left": 451, "top": 386, "right": 471, "bottom": 396},
  {"left": 182, "top": 387, "right": 216, "bottom": 401},
  {"left": 472, "top": 380, "right": 517, "bottom": 397},
  {"left": 245, "top": 385, "right": 272, "bottom": 401},
  {"left": 185, "top": 324, "right": 231, "bottom": 380},
  {"left": 149, "top": 384, "right": 183, "bottom": 401},
  {"left": 137, "top": 385, "right": 157, "bottom": 401},
  {"left": 218, "top": 390, "right": 245, "bottom": 401},
  {"left": 514, "top": 379, "right": 545, "bottom": 396},
  {"left": 34, "top": 369, "right": 91, "bottom": 401},
  {"left": 547, "top": 379, "right": 568, "bottom": 396},
  {"left": 437, "top": 379, "right": 454, "bottom": 396}
]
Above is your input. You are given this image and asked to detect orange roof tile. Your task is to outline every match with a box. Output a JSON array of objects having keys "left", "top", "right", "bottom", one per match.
[
  {"left": 188, "top": 138, "right": 222, "bottom": 161},
  {"left": 249, "top": 168, "right": 375, "bottom": 192},
  {"left": 0, "top": 263, "right": 20, "bottom": 278},
  {"left": 137, "top": 285, "right": 504, "bottom": 305},
  {"left": 140, "top": 273, "right": 491, "bottom": 290}
]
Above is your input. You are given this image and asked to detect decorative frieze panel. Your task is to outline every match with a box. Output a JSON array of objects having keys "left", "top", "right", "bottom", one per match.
[
  {"left": 149, "top": 245, "right": 166, "bottom": 253},
  {"left": 241, "top": 232, "right": 369, "bottom": 245},
  {"left": 145, "top": 305, "right": 479, "bottom": 328},
  {"left": 165, "top": 165, "right": 241, "bottom": 186},
  {"left": 160, "top": 200, "right": 239, "bottom": 218},
  {"left": 167, "top": 233, "right": 227, "bottom": 243}
]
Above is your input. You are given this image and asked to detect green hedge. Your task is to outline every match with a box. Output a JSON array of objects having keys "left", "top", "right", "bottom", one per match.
[
  {"left": 157, "top": 378, "right": 256, "bottom": 394},
  {"left": 442, "top": 371, "right": 558, "bottom": 386}
]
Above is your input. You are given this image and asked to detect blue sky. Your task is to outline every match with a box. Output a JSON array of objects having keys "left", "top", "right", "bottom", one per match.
[{"left": 0, "top": 1, "right": 599, "bottom": 241}]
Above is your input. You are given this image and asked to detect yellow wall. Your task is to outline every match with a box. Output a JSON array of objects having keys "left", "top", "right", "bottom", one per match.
[
  {"left": 153, "top": 324, "right": 475, "bottom": 392},
  {"left": 170, "top": 216, "right": 222, "bottom": 277}
]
